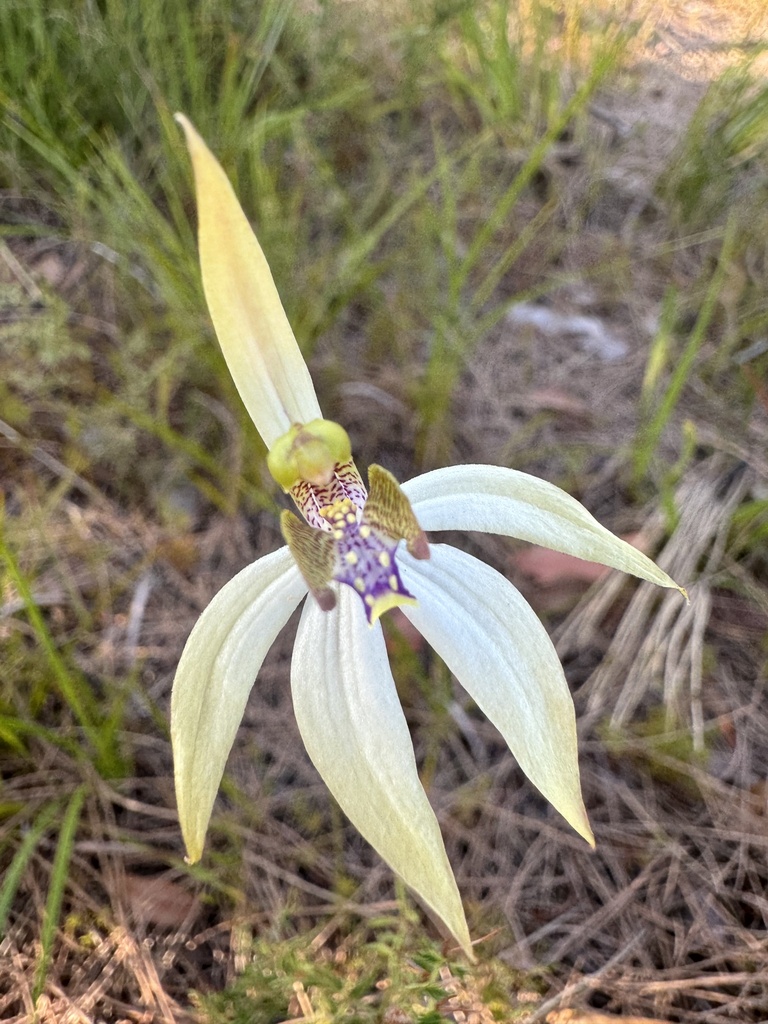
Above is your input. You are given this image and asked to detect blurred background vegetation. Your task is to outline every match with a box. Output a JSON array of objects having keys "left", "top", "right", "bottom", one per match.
[{"left": 1, "top": 0, "right": 767, "bottom": 1020}]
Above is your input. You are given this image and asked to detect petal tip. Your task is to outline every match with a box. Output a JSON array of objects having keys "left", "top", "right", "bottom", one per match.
[
  {"left": 576, "top": 813, "right": 596, "bottom": 848},
  {"left": 181, "top": 824, "right": 205, "bottom": 865},
  {"left": 174, "top": 111, "right": 197, "bottom": 143},
  {"left": 453, "top": 939, "right": 477, "bottom": 963}
]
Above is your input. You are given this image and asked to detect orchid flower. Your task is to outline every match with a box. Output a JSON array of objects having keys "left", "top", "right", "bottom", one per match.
[{"left": 172, "top": 115, "right": 684, "bottom": 957}]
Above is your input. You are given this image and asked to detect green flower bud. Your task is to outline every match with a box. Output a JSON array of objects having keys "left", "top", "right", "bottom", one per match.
[{"left": 267, "top": 419, "right": 352, "bottom": 490}]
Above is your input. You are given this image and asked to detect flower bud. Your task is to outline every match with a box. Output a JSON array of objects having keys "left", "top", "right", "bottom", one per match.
[{"left": 267, "top": 419, "right": 352, "bottom": 490}]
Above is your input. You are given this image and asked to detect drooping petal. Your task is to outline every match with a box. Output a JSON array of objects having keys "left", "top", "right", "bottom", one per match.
[
  {"left": 403, "top": 465, "right": 684, "bottom": 593},
  {"left": 176, "top": 115, "right": 322, "bottom": 447},
  {"left": 399, "top": 544, "right": 594, "bottom": 846},
  {"left": 291, "top": 588, "right": 473, "bottom": 957},
  {"left": 171, "top": 547, "right": 308, "bottom": 862}
]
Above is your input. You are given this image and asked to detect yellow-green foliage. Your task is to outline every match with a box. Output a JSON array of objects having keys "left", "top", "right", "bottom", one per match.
[{"left": 197, "top": 916, "right": 546, "bottom": 1023}]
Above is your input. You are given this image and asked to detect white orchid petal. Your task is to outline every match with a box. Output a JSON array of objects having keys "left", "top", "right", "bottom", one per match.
[
  {"left": 176, "top": 115, "right": 322, "bottom": 446},
  {"left": 171, "top": 547, "right": 307, "bottom": 862},
  {"left": 400, "top": 544, "right": 594, "bottom": 845},
  {"left": 292, "top": 588, "right": 472, "bottom": 957},
  {"left": 403, "top": 465, "right": 683, "bottom": 592}
]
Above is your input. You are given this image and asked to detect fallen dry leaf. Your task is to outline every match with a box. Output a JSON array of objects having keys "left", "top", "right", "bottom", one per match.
[
  {"left": 512, "top": 533, "right": 647, "bottom": 587},
  {"left": 528, "top": 387, "right": 592, "bottom": 419},
  {"left": 513, "top": 547, "right": 612, "bottom": 587},
  {"left": 122, "top": 873, "right": 200, "bottom": 929}
]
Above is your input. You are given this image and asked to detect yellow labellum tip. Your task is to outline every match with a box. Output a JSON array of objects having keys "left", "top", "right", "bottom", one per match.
[{"left": 366, "top": 592, "right": 417, "bottom": 626}]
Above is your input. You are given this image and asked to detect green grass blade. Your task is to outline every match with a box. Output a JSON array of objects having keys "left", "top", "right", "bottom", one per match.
[
  {"left": 33, "top": 786, "right": 87, "bottom": 1001},
  {"left": 0, "top": 802, "right": 60, "bottom": 938},
  {"left": 0, "top": 534, "right": 120, "bottom": 775},
  {"left": 632, "top": 216, "right": 739, "bottom": 484},
  {"left": 456, "top": 43, "right": 622, "bottom": 290}
]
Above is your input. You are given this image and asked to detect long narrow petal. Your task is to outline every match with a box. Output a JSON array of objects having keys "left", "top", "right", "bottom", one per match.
[
  {"left": 400, "top": 544, "right": 594, "bottom": 845},
  {"left": 291, "top": 589, "right": 472, "bottom": 957},
  {"left": 176, "top": 115, "right": 322, "bottom": 446},
  {"left": 403, "top": 465, "right": 683, "bottom": 592},
  {"left": 171, "top": 547, "right": 307, "bottom": 861}
]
